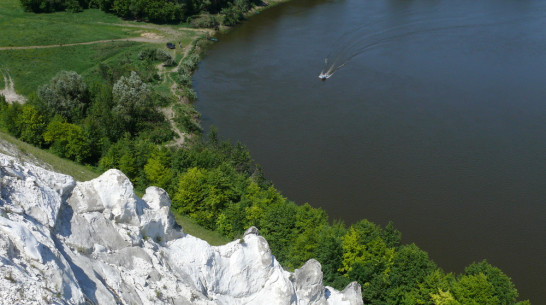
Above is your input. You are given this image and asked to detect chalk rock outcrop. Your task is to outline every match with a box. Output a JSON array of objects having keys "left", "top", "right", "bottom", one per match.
[{"left": 0, "top": 152, "right": 363, "bottom": 304}]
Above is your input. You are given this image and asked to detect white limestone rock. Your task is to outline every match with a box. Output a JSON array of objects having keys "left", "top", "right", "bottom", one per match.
[
  {"left": 324, "top": 282, "right": 364, "bottom": 305},
  {"left": 0, "top": 154, "right": 75, "bottom": 227},
  {"left": 67, "top": 169, "right": 142, "bottom": 225},
  {"left": 295, "top": 259, "right": 327, "bottom": 305},
  {"left": 140, "top": 186, "right": 184, "bottom": 244},
  {"left": 0, "top": 152, "right": 363, "bottom": 304},
  {"left": 0, "top": 210, "right": 85, "bottom": 304}
]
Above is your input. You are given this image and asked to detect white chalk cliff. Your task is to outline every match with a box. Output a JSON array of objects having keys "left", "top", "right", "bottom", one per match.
[{"left": 0, "top": 152, "right": 363, "bottom": 305}]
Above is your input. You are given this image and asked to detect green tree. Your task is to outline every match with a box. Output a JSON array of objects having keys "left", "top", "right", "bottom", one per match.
[
  {"left": 199, "top": 163, "right": 245, "bottom": 229},
  {"left": 216, "top": 201, "right": 248, "bottom": 238},
  {"left": 43, "top": 118, "right": 90, "bottom": 162},
  {"left": 19, "top": 0, "right": 85, "bottom": 13},
  {"left": 37, "top": 71, "right": 90, "bottom": 122},
  {"left": 1, "top": 101, "right": 23, "bottom": 136},
  {"left": 314, "top": 221, "right": 349, "bottom": 289},
  {"left": 464, "top": 260, "right": 520, "bottom": 305},
  {"left": 430, "top": 289, "right": 460, "bottom": 305},
  {"left": 172, "top": 167, "right": 208, "bottom": 219},
  {"left": 451, "top": 273, "right": 499, "bottom": 305},
  {"left": 241, "top": 182, "right": 283, "bottom": 228},
  {"left": 80, "top": 116, "right": 106, "bottom": 164},
  {"left": 221, "top": 4, "right": 244, "bottom": 26},
  {"left": 382, "top": 221, "right": 402, "bottom": 248},
  {"left": 287, "top": 203, "right": 328, "bottom": 268},
  {"left": 401, "top": 269, "right": 455, "bottom": 305},
  {"left": 87, "top": 82, "right": 125, "bottom": 142},
  {"left": 112, "top": 71, "right": 152, "bottom": 132},
  {"left": 339, "top": 220, "right": 396, "bottom": 303},
  {"left": 385, "top": 244, "right": 437, "bottom": 304},
  {"left": 144, "top": 152, "right": 174, "bottom": 191},
  {"left": 111, "top": 0, "right": 132, "bottom": 18},
  {"left": 259, "top": 202, "right": 298, "bottom": 264},
  {"left": 118, "top": 151, "right": 137, "bottom": 180},
  {"left": 0, "top": 96, "right": 8, "bottom": 130},
  {"left": 98, "top": 135, "right": 130, "bottom": 170},
  {"left": 17, "top": 105, "right": 46, "bottom": 146}
]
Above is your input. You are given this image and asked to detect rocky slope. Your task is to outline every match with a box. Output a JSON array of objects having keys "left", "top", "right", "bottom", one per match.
[{"left": 0, "top": 152, "right": 363, "bottom": 305}]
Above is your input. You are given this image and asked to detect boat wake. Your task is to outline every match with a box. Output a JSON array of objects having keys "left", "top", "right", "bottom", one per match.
[{"left": 319, "top": 10, "right": 522, "bottom": 80}]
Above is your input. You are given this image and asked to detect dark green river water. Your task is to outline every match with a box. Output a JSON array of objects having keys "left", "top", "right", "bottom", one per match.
[{"left": 194, "top": 0, "right": 546, "bottom": 301}]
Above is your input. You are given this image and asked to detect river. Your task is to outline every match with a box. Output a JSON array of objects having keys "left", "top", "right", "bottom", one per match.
[{"left": 193, "top": 0, "right": 546, "bottom": 301}]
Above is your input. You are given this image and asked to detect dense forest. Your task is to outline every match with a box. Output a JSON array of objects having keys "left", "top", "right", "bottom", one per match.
[
  {"left": 1, "top": 1, "right": 531, "bottom": 304},
  {"left": 19, "top": 0, "right": 257, "bottom": 25}
]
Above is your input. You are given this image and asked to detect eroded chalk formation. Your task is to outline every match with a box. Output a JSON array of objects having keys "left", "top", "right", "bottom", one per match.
[{"left": 0, "top": 152, "right": 363, "bottom": 304}]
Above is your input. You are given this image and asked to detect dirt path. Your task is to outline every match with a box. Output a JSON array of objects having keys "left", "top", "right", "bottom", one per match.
[
  {"left": 0, "top": 22, "right": 213, "bottom": 51},
  {"left": 0, "top": 36, "right": 164, "bottom": 51},
  {"left": 160, "top": 106, "right": 186, "bottom": 147},
  {"left": 0, "top": 71, "right": 26, "bottom": 104},
  {"left": 98, "top": 22, "right": 214, "bottom": 36},
  {"left": 156, "top": 44, "right": 197, "bottom": 147}
]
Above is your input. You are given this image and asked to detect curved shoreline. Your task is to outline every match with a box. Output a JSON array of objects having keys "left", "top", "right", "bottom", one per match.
[{"left": 185, "top": 0, "right": 294, "bottom": 132}]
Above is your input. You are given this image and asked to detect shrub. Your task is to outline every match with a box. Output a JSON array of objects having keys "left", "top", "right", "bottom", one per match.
[
  {"left": 138, "top": 49, "right": 156, "bottom": 61},
  {"left": 184, "top": 87, "right": 197, "bottom": 102},
  {"left": 43, "top": 117, "right": 91, "bottom": 162},
  {"left": 221, "top": 4, "right": 244, "bottom": 26},
  {"left": 112, "top": 71, "right": 152, "bottom": 131},
  {"left": 180, "top": 53, "right": 200, "bottom": 75},
  {"left": 173, "top": 103, "right": 201, "bottom": 134},
  {"left": 221, "top": 0, "right": 253, "bottom": 26},
  {"left": 154, "top": 49, "right": 172, "bottom": 62},
  {"left": 189, "top": 14, "right": 220, "bottom": 29},
  {"left": 37, "top": 71, "right": 90, "bottom": 123},
  {"left": 178, "top": 72, "right": 192, "bottom": 87}
]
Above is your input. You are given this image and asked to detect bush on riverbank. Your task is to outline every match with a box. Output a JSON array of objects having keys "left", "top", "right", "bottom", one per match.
[
  {"left": 173, "top": 103, "right": 201, "bottom": 134},
  {"left": 189, "top": 14, "right": 220, "bottom": 29}
]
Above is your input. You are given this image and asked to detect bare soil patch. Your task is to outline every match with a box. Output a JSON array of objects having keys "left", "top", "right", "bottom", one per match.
[
  {"left": 0, "top": 71, "right": 26, "bottom": 104},
  {"left": 140, "top": 32, "right": 163, "bottom": 40}
]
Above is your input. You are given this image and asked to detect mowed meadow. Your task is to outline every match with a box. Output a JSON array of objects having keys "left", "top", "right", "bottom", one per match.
[{"left": 0, "top": 0, "right": 138, "bottom": 48}]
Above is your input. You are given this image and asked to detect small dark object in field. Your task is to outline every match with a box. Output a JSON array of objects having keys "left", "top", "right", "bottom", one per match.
[{"left": 166, "top": 43, "right": 175, "bottom": 49}]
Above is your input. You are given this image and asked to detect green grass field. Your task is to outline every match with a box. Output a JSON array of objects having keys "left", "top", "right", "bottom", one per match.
[
  {"left": 0, "top": 0, "right": 137, "bottom": 47},
  {"left": 0, "top": 41, "right": 148, "bottom": 95}
]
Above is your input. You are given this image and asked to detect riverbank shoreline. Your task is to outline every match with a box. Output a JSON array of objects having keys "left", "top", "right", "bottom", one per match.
[
  {"left": 185, "top": 0, "right": 293, "bottom": 131},
  {"left": 204, "top": 0, "right": 292, "bottom": 39}
]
